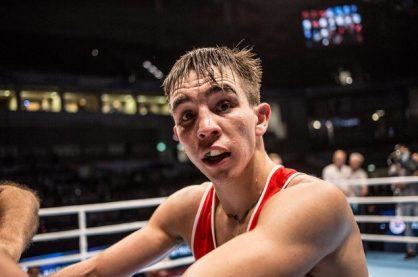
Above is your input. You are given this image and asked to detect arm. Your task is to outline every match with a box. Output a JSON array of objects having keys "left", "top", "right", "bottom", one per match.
[
  {"left": 54, "top": 185, "right": 202, "bottom": 277},
  {"left": 184, "top": 182, "right": 355, "bottom": 276},
  {"left": 0, "top": 181, "right": 40, "bottom": 261},
  {"left": 0, "top": 251, "right": 28, "bottom": 277}
]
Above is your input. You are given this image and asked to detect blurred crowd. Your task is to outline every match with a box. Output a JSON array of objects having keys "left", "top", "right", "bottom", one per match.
[{"left": 321, "top": 145, "right": 418, "bottom": 259}]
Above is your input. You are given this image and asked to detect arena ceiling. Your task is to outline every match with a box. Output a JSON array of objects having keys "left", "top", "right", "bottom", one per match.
[{"left": 1, "top": 0, "right": 417, "bottom": 88}]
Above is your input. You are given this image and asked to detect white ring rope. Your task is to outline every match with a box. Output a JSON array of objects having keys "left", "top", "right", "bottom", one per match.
[
  {"left": 20, "top": 176, "right": 418, "bottom": 271},
  {"left": 361, "top": 234, "right": 418, "bottom": 244},
  {"left": 20, "top": 249, "right": 196, "bottom": 273},
  {"left": 20, "top": 250, "right": 101, "bottom": 268},
  {"left": 39, "top": 197, "right": 166, "bottom": 216},
  {"left": 355, "top": 215, "right": 418, "bottom": 223},
  {"left": 139, "top": 256, "right": 195, "bottom": 273},
  {"left": 32, "top": 221, "right": 148, "bottom": 242},
  {"left": 348, "top": 196, "right": 418, "bottom": 204},
  {"left": 340, "top": 175, "right": 418, "bottom": 186}
]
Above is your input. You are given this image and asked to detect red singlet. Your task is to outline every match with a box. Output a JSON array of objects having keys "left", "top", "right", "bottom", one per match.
[{"left": 191, "top": 165, "right": 302, "bottom": 260}]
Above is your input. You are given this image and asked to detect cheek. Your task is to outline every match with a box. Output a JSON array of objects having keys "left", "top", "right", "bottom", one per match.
[
  {"left": 231, "top": 113, "right": 256, "bottom": 145},
  {"left": 177, "top": 125, "right": 195, "bottom": 141},
  {"left": 239, "top": 112, "right": 256, "bottom": 135},
  {"left": 237, "top": 121, "right": 251, "bottom": 138},
  {"left": 177, "top": 128, "right": 199, "bottom": 157},
  {"left": 181, "top": 144, "right": 200, "bottom": 165}
]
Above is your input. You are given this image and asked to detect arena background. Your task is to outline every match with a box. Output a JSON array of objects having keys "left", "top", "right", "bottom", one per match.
[{"left": 1, "top": 0, "right": 418, "bottom": 276}]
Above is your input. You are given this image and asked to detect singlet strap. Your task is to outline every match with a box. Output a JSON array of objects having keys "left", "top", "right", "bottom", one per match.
[
  {"left": 191, "top": 183, "right": 213, "bottom": 257},
  {"left": 283, "top": 172, "right": 305, "bottom": 189},
  {"left": 246, "top": 165, "right": 282, "bottom": 232}
]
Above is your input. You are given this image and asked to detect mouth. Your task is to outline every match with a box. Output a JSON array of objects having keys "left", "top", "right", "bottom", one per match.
[{"left": 202, "top": 149, "right": 231, "bottom": 166}]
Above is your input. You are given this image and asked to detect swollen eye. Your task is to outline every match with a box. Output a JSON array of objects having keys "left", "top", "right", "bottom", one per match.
[
  {"left": 182, "top": 112, "right": 193, "bottom": 121},
  {"left": 219, "top": 102, "right": 230, "bottom": 111}
]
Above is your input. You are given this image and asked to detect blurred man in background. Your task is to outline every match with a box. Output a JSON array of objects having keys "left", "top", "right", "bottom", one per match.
[
  {"left": 0, "top": 181, "right": 40, "bottom": 276},
  {"left": 348, "top": 152, "right": 368, "bottom": 200},
  {"left": 388, "top": 144, "right": 418, "bottom": 259},
  {"left": 322, "top": 149, "right": 351, "bottom": 195},
  {"left": 347, "top": 152, "right": 369, "bottom": 246}
]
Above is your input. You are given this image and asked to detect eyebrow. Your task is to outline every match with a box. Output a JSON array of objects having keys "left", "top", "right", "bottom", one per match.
[
  {"left": 205, "top": 84, "right": 237, "bottom": 98},
  {"left": 171, "top": 84, "right": 237, "bottom": 113},
  {"left": 171, "top": 94, "right": 190, "bottom": 113}
]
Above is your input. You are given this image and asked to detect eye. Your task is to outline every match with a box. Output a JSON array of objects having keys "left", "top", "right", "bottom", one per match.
[
  {"left": 217, "top": 100, "right": 232, "bottom": 113},
  {"left": 181, "top": 110, "right": 194, "bottom": 122}
]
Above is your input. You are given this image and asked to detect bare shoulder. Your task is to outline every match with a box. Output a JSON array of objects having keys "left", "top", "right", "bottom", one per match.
[
  {"left": 0, "top": 181, "right": 39, "bottom": 199},
  {"left": 149, "top": 182, "right": 211, "bottom": 239},
  {"left": 166, "top": 182, "right": 210, "bottom": 214},
  {"left": 258, "top": 174, "right": 352, "bottom": 250},
  {"left": 0, "top": 181, "right": 40, "bottom": 208},
  {"left": 264, "top": 174, "right": 350, "bottom": 222}
]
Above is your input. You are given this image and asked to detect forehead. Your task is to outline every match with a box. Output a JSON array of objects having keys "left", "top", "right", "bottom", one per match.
[
  {"left": 334, "top": 152, "right": 346, "bottom": 158},
  {"left": 170, "top": 67, "right": 244, "bottom": 99}
]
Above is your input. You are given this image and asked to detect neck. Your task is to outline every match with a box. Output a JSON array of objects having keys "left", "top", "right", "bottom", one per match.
[
  {"left": 226, "top": 196, "right": 260, "bottom": 223},
  {"left": 212, "top": 150, "right": 277, "bottom": 220}
]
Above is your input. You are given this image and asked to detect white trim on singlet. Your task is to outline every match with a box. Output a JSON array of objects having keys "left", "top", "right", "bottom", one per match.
[
  {"left": 283, "top": 172, "right": 304, "bottom": 190},
  {"left": 246, "top": 165, "right": 282, "bottom": 232},
  {"left": 191, "top": 183, "right": 213, "bottom": 257},
  {"left": 211, "top": 188, "right": 217, "bottom": 248}
]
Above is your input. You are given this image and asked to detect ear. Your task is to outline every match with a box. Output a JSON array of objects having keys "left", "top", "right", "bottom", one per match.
[
  {"left": 172, "top": 126, "right": 179, "bottom": 142},
  {"left": 255, "top": 103, "right": 271, "bottom": 136}
]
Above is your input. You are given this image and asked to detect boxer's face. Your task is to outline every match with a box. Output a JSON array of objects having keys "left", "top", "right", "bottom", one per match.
[{"left": 170, "top": 69, "right": 267, "bottom": 182}]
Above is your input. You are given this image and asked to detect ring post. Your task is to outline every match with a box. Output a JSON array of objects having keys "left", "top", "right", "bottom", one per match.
[{"left": 78, "top": 210, "right": 88, "bottom": 261}]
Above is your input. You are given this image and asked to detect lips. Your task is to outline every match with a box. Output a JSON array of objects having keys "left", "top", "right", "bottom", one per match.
[{"left": 202, "top": 149, "right": 231, "bottom": 165}]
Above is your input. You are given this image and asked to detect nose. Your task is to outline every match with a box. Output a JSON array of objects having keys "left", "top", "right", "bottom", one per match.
[{"left": 197, "top": 111, "right": 221, "bottom": 141}]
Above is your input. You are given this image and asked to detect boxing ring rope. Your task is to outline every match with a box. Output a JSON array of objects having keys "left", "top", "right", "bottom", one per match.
[
  {"left": 19, "top": 176, "right": 418, "bottom": 272},
  {"left": 347, "top": 176, "right": 418, "bottom": 244},
  {"left": 20, "top": 198, "right": 174, "bottom": 269}
]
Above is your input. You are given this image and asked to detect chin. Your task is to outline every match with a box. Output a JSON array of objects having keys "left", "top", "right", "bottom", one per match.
[{"left": 207, "top": 167, "right": 242, "bottom": 184}]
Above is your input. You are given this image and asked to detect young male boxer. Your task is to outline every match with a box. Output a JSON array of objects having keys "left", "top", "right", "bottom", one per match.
[{"left": 55, "top": 47, "right": 368, "bottom": 277}]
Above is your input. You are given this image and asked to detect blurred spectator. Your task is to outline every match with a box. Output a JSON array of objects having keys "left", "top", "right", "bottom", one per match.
[
  {"left": 388, "top": 144, "right": 416, "bottom": 178},
  {"left": 348, "top": 152, "right": 368, "bottom": 200},
  {"left": 388, "top": 144, "right": 418, "bottom": 259},
  {"left": 268, "top": 153, "right": 282, "bottom": 165},
  {"left": 322, "top": 150, "right": 351, "bottom": 195},
  {"left": 347, "top": 152, "right": 369, "bottom": 246}
]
